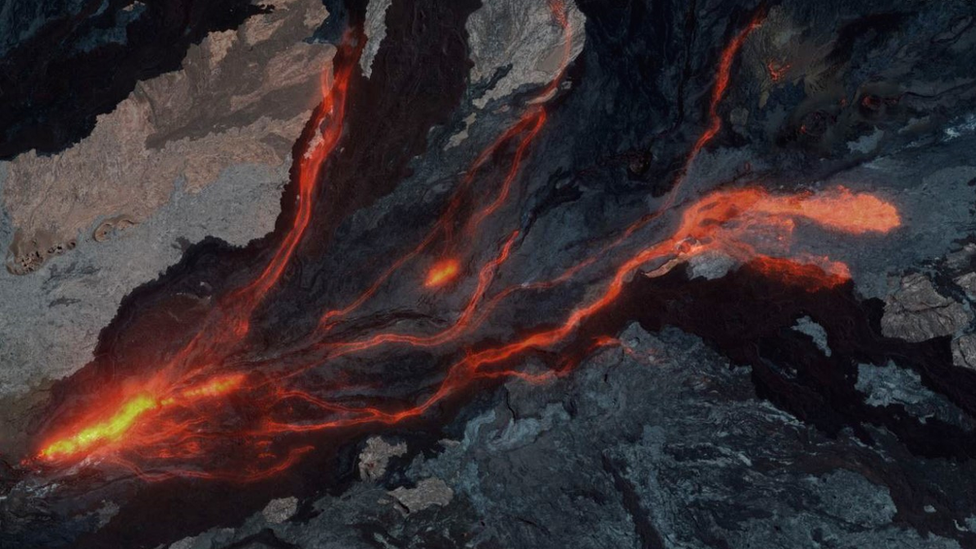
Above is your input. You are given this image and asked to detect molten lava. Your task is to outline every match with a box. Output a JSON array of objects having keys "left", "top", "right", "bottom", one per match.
[
  {"left": 39, "top": 395, "right": 157, "bottom": 461},
  {"left": 747, "top": 255, "right": 850, "bottom": 292},
  {"left": 233, "top": 184, "right": 903, "bottom": 439},
  {"left": 35, "top": 33, "right": 364, "bottom": 471},
  {"left": 39, "top": 374, "right": 245, "bottom": 461},
  {"left": 424, "top": 259, "right": 461, "bottom": 289},
  {"left": 32, "top": 5, "right": 904, "bottom": 485}
]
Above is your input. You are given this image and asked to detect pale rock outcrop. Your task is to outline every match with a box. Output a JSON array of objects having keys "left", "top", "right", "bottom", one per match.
[
  {"left": 0, "top": 0, "right": 331, "bottom": 400},
  {"left": 951, "top": 333, "right": 976, "bottom": 371},
  {"left": 388, "top": 478, "right": 454, "bottom": 515},
  {"left": 881, "top": 273, "right": 972, "bottom": 342},
  {"left": 466, "top": 0, "right": 586, "bottom": 109},
  {"left": 358, "top": 436, "right": 408, "bottom": 481},
  {"left": 2, "top": 0, "right": 333, "bottom": 274},
  {"left": 262, "top": 497, "right": 299, "bottom": 524},
  {"left": 360, "top": 0, "right": 394, "bottom": 78}
]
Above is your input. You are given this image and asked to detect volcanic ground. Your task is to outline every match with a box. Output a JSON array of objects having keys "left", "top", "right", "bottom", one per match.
[{"left": 3, "top": 0, "right": 976, "bottom": 548}]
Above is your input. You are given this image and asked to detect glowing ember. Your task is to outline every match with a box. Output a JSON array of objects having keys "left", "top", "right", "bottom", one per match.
[
  {"left": 424, "top": 259, "right": 461, "bottom": 288},
  {"left": 766, "top": 61, "right": 791, "bottom": 82},
  {"left": 747, "top": 255, "right": 851, "bottom": 292}
]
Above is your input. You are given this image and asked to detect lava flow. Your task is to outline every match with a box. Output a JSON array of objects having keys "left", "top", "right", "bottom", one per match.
[
  {"left": 30, "top": 5, "right": 902, "bottom": 486},
  {"left": 255, "top": 184, "right": 901, "bottom": 437},
  {"left": 32, "top": 2, "right": 575, "bottom": 475}
]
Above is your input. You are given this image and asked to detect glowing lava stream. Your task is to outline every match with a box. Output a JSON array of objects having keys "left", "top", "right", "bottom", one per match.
[
  {"left": 32, "top": 6, "right": 902, "bottom": 482},
  {"left": 124, "top": 35, "right": 363, "bottom": 395},
  {"left": 31, "top": 5, "right": 756, "bottom": 468},
  {"left": 32, "top": 2, "right": 571, "bottom": 471},
  {"left": 31, "top": 1, "right": 568, "bottom": 470},
  {"left": 261, "top": 185, "right": 902, "bottom": 434},
  {"left": 560, "top": 8, "right": 769, "bottom": 278},
  {"left": 39, "top": 375, "right": 245, "bottom": 461}
]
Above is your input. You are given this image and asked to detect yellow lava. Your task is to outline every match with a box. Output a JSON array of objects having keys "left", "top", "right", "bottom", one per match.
[
  {"left": 424, "top": 259, "right": 460, "bottom": 288},
  {"left": 39, "top": 394, "right": 158, "bottom": 460},
  {"left": 180, "top": 374, "right": 244, "bottom": 399}
]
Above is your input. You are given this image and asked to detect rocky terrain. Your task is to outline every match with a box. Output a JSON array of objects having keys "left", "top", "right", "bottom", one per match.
[
  {"left": 0, "top": 0, "right": 329, "bottom": 397},
  {"left": 2, "top": 0, "right": 976, "bottom": 548}
]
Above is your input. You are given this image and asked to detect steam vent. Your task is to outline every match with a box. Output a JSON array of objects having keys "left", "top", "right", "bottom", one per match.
[{"left": 3, "top": 1, "right": 976, "bottom": 547}]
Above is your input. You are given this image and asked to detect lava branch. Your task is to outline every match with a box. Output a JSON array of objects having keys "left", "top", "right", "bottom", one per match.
[
  {"left": 259, "top": 184, "right": 901, "bottom": 435},
  {"left": 581, "top": 9, "right": 769, "bottom": 267},
  {"left": 29, "top": 2, "right": 571, "bottom": 475},
  {"left": 317, "top": 0, "right": 574, "bottom": 331},
  {"left": 447, "top": 8, "right": 770, "bottom": 305},
  {"left": 275, "top": 7, "right": 765, "bottom": 369},
  {"left": 131, "top": 34, "right": 364, "bottom": 391}
]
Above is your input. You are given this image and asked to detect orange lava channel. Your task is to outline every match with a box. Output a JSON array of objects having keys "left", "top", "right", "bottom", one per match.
[{"left": 320, "top": 0, "right": 573, "bottom": 330}]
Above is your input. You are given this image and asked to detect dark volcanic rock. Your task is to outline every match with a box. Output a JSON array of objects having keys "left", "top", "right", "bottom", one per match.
[{"left": 161, "top": 326, "right": 972, "bottom": 548}]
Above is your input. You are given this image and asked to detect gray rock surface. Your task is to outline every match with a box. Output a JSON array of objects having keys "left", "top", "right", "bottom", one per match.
[
  {"left": 388, "top": 478, "right": 454, "bottom": 515},
  {"left": 794, "top": 316, "right": 832, "bottom": 356},
  {"left": 856, "top": 362, "right": 973, "bottom": 428},
  {"left": 358, "top": 436, "right": 407, "bottom": 481},
  {"left": 687, "top": 250, "right": 736, "bottom": 281},
  {"left": 360, "top": 0, "right": 392, "bottom": 78},
  {"left": 262, "top": 496, "right": 299, "bottom": 524},
  {"left": 952, "top": 333, "right": 976, "bottom": 371},
  {"left": 466, "top": 0, "right": 586, "bottom": 109},
  {"left": 0, "top": 164, "right": 285, "bottom": 399},
  {"left": 956, "top": 272, "right": 976, "bottom": 301},
  {"left": 881, "top": 273, "right": 972, "bottom": 342}
]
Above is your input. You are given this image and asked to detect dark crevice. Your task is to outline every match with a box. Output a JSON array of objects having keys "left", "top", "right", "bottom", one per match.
[{"left": 601, "top": 454, "right": 666, "bottom": 549}]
